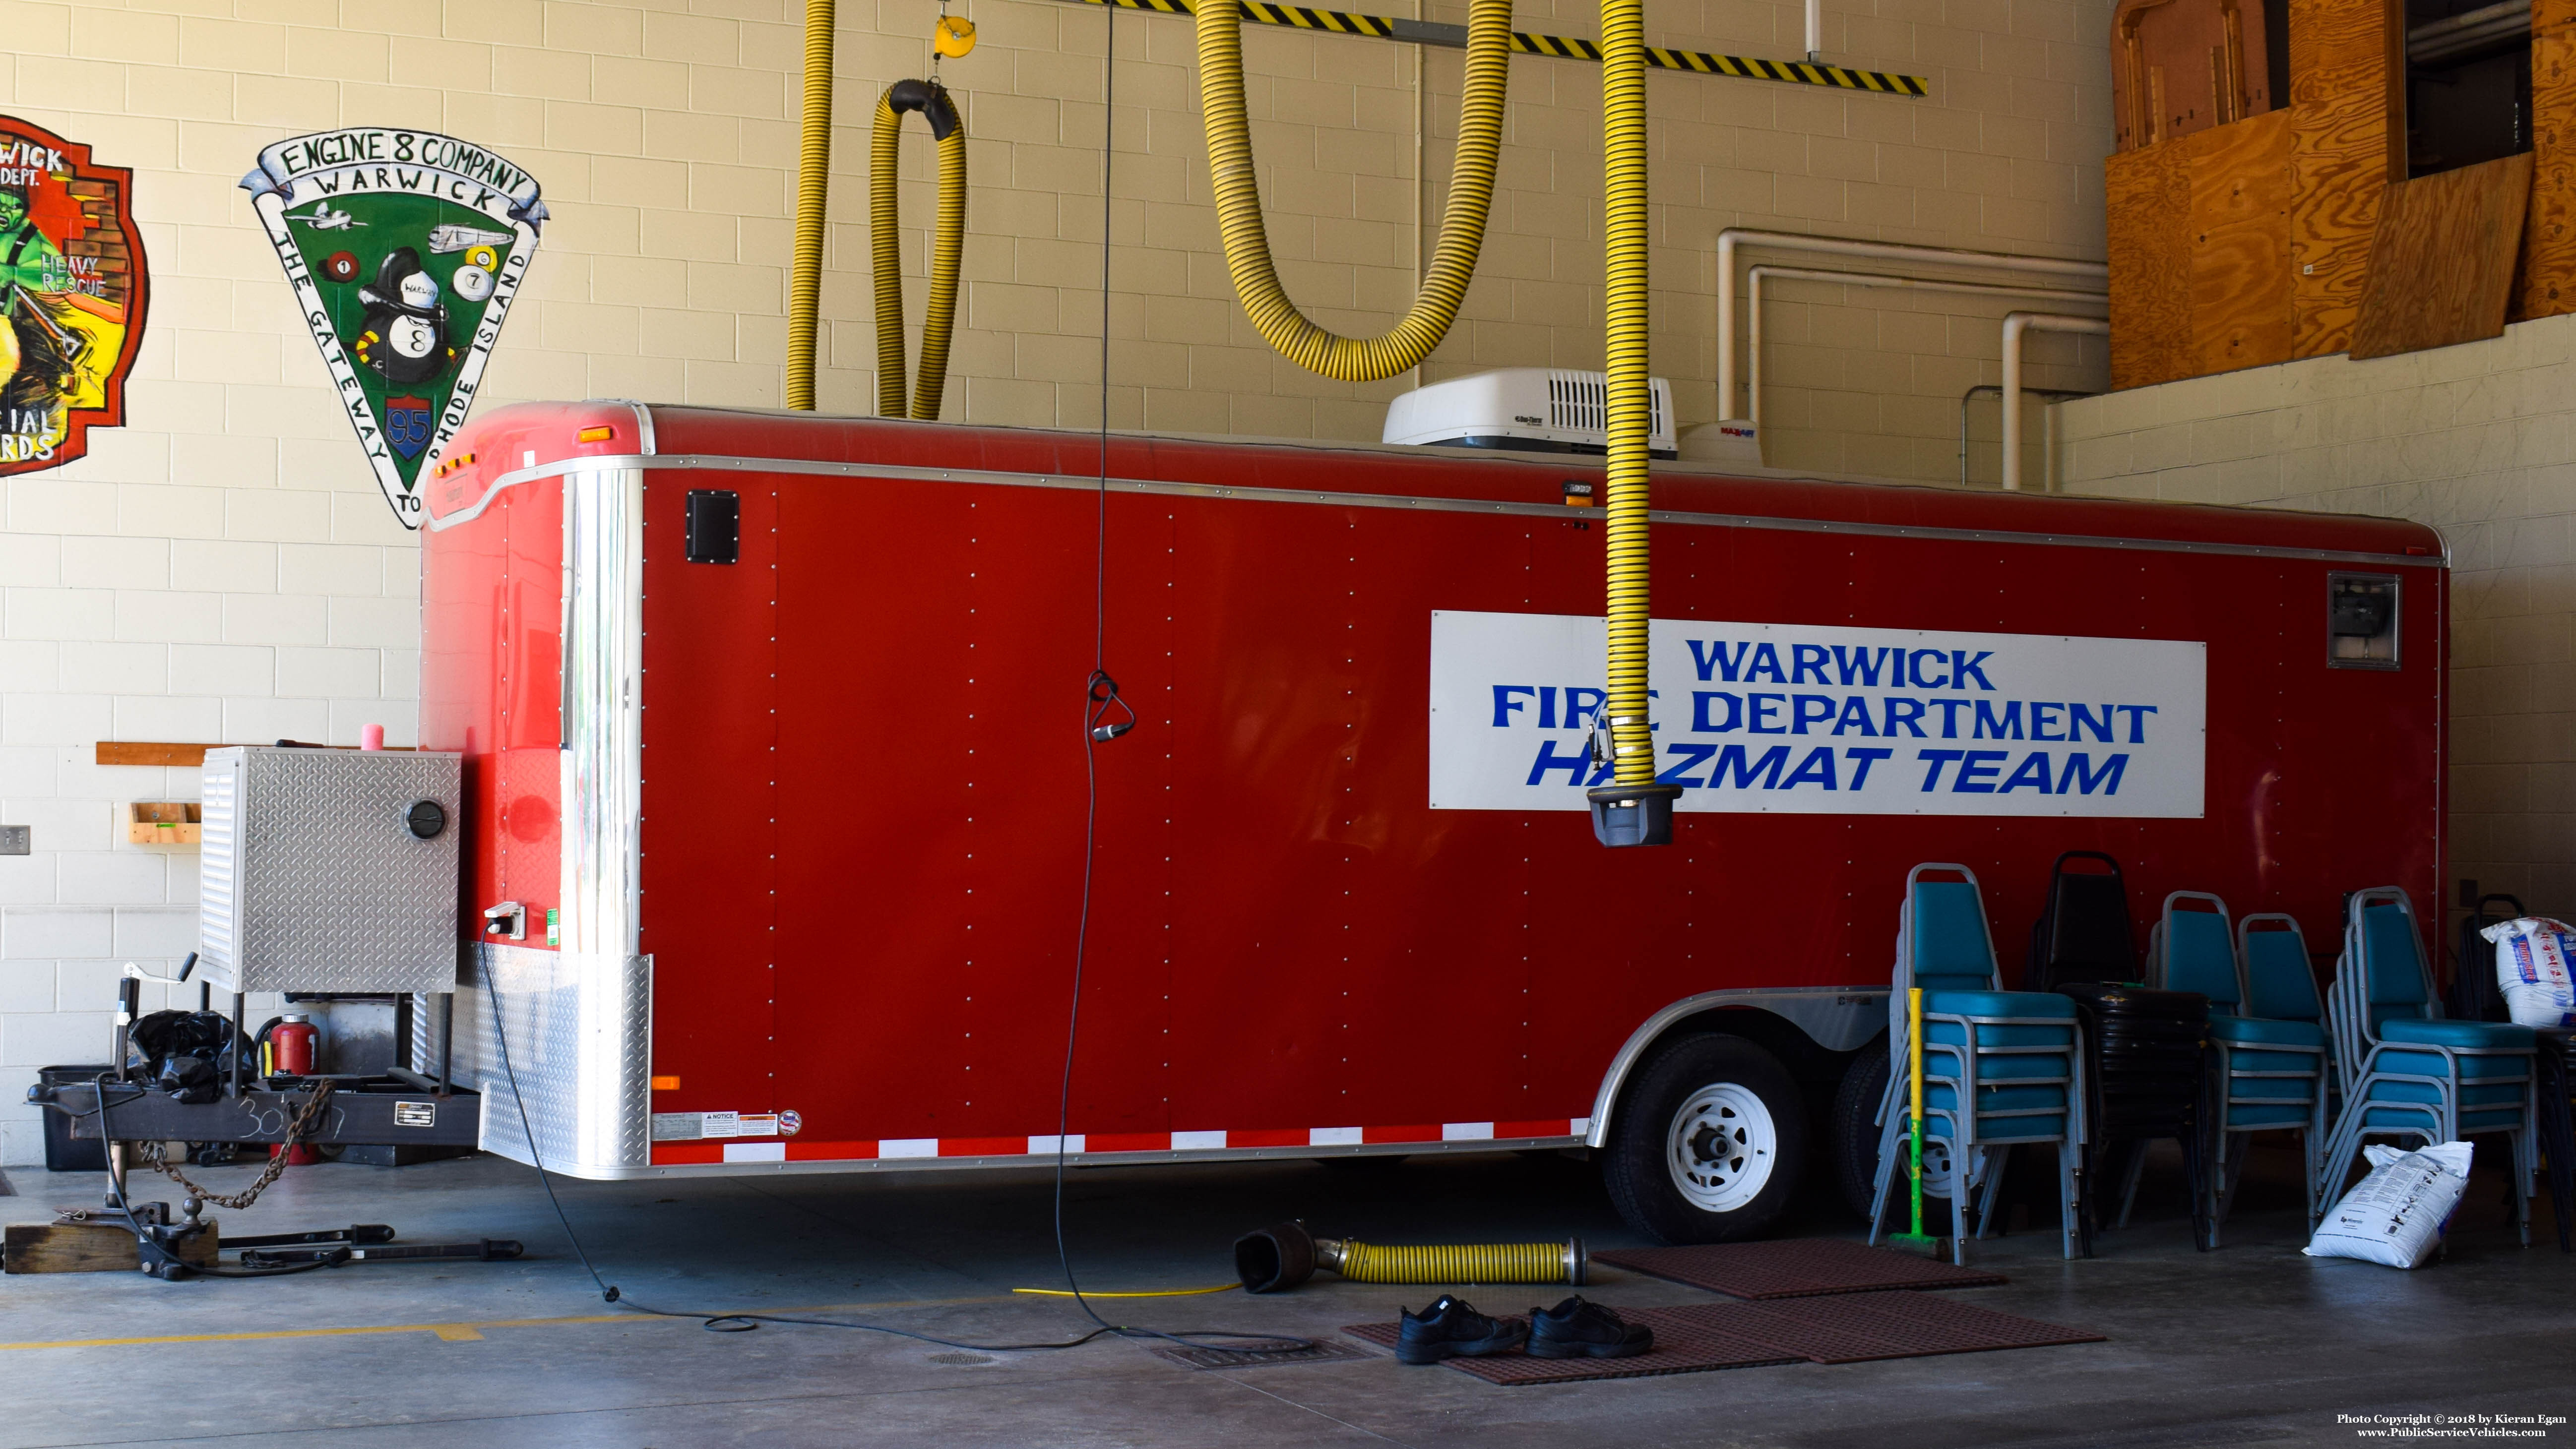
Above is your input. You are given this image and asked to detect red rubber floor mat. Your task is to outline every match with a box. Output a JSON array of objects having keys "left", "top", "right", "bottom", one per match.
[
  {"left": 1341, "top": 1292, "right": 2101, "bottom": 1385},
  {"left": 1594, "top": 1237, "right": 2006, "bottom": 1299}
]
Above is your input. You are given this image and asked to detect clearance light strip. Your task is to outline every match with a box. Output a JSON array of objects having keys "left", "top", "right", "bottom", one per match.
[
  {"left": 1054, "top": 0, "right": 1933, "bottom": 95},
  {"left": 650, "top": 1117, "right": 1591, "bottom": 1166}
]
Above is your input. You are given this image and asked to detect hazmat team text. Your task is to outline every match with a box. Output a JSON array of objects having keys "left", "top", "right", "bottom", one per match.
[{"left": 1427, "top": 611, "right": 2206, "bottom": 818}]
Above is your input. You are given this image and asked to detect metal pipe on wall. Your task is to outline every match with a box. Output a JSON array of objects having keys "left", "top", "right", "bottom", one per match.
[
  {"left": 1957, "top": 383, "right": 2095, "bottom": 489},
  {"left": 2001, "top": 311, "right": 2110, "bottom": 492},
  {"left": 1715, "top": 229, "right": 2108, "bottom": 423},
  {"left": 1806, "top": 0, "right": 1822, "bottom": 60},
  {"left": 1743, "top": 264, "right": 2105, "bottom": 430}
]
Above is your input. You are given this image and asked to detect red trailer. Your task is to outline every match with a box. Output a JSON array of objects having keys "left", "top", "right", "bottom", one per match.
[{"left": 419, "top": 401, "right": 2445, "bottom": 1242}]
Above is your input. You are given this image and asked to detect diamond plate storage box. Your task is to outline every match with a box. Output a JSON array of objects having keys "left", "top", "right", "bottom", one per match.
[{"left": 198, "top": 747, "right": 463, "bottom": 994}]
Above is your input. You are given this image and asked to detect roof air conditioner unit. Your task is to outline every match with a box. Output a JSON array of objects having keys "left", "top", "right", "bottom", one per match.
[{"left": 1382, "top": 367, "right": 1677, "bottom": 459}]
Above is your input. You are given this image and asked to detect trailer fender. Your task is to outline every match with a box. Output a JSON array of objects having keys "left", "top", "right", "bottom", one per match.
[{"left": 1583, "top": 987, "right": 1885, "bottom": 1149}]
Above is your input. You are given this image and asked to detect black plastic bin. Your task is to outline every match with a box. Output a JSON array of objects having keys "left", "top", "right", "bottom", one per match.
[{"left": 34, "top": 1065, "right": 114, "bottom": 1172}]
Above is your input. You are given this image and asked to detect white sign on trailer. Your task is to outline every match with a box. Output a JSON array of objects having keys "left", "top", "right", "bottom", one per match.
[{"left": 1428, "top": 611, "right": 2206, "bottom": 818}]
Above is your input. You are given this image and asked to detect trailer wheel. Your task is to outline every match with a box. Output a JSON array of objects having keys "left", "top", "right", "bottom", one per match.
[
  {"left": 1830, "top": 1046, "right": 1957, "bottom": 1224},
  {"left": 1601, "top": 1034, "right": 1806, "bottom": 1244}
]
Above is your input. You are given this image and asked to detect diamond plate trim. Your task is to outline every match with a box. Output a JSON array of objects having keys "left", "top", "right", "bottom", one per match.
[
  {"left": 196, "top": 747, "right": 462, "bottom": 994},
  {"left": 198, "top": 756, "right": 241, "bottom": 982},
  {"left": 470, "top": 941, "right": 653, "bottom": 1174}
]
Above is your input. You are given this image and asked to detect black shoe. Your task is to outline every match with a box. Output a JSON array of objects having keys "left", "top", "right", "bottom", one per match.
[
  {"left": 1526, "top": 1296, "right": 1653, "bottom": 1359},
  {"left": 1394, "top": 1295, "right": 1529, "bottom": 1365}
]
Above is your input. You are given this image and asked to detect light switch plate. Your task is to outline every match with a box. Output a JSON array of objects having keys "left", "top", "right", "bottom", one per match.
[{"left": 0, "top": 825, "right": 29, "bottom": 855}]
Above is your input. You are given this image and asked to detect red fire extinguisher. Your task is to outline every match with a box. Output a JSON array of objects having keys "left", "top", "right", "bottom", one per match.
[{"left": 264, "top": 1014, "right": 325, "bottom": 1166}]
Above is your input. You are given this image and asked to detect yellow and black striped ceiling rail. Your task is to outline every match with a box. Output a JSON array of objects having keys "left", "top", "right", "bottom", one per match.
[{"left": 1057, "top": 0, "right": 1931, "bottom": 95}]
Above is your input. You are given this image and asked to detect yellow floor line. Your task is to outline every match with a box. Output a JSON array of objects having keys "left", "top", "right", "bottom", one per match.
[{"left": 0, "top": 1293, "right": 1020, "bottom": 1354}]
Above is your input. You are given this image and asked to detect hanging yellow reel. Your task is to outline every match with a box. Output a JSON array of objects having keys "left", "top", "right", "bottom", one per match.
[
  {"left": 1192, "top": 0, "right": 1510, "bottom": 382},
  {"left": 871, "top": 79, "right": 968, "bottom": 421},
  {"left": 934, "top": 14, "right": 978, "bottom": 58}
]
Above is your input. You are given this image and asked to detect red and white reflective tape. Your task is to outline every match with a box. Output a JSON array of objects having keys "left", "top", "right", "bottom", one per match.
[{"left": 651, "top": 1118, "right": 1591, "bottom": 1167}]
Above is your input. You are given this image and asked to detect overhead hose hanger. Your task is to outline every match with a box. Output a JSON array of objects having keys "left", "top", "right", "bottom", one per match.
[
  {"left": 873, "top": 79, "right": 968, "bottom": 421},
  {"left": 786, "top": 0, "right": 834, "bottom": 411},
  {"left": 1584, "top": 0, "right": 1675, "bottom": 848},
  {"left": 1193, "top": 0, "right": 1509, "bottom": 381}
]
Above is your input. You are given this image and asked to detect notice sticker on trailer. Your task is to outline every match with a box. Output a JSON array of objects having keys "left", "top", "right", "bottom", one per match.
[
  {"left": 651, "top": 1110, "right": 744, "bottom": 1141},
  {"left": 1429, "top": 611, "right": 2206, "bottom": 818}
]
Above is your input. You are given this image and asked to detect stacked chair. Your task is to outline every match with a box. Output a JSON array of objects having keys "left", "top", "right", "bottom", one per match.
[
  {"left": 2147, "top": 897, "right": 2331, "bottom": 1245},
  {"left": 1867, "top": 863, "right": 2087, "bottom": 1264},
  {"left": 2320, "top": 887, "right": 2539, "bottom": 1245},
  {"left": 2536, "top": 1027, "right": 2576, "bottom": 1252},
  {"left": 2028, "top": 853, "right": 2213, "bottom": 1249},
  {"left": 2448, "top": 892, "right": 2524, "bottom": 1024}
]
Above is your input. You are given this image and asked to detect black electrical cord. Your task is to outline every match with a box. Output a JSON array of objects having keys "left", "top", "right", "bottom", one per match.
[
  {"left": 1037, "top": 20, "right": 1310, "bottom": 1354},
  {"left": 478, "top": 973, "right": 1116, "bottom": 1349},
  {"left": 471, "top": 15, "right": 1294, "bottom": 1352}
]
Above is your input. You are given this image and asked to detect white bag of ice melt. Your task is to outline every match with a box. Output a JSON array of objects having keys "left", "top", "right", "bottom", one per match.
[
  {"left": 2304, "top": 1142, "right": 2474, "bottom": 1269},
  {"left": 2482, "top": 916, "right": 2576, "bottom": 1028}
]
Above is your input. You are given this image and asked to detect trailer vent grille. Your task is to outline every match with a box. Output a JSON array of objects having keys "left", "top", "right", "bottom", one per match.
[
  {"left": 1546, "top": 370, "right": 1666, "bottom": 439},
  {"left": 1381, "top": 367, "right": 1677, "bottom": 459}
]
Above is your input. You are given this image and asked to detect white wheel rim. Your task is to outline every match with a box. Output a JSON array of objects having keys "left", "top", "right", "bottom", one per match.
[
  {"left": 1914, "top": 1136, "right": 1958, "bottom": 1200},
  {"left": 1664, "top": 1082, "right": 1777, "bottom": 1213}
]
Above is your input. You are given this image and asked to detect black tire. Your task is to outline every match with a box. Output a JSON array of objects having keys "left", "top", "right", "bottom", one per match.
[
  {"left": 1830, "top": 1046, "right": 1956, "bottom": 1227},
  {"left": 1601, "top": 1034, "right": 1807, "bottom": 1244}
]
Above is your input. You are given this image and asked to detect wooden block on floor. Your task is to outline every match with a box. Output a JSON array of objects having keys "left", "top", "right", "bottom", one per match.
[{"left": 2, "top": 1220, "right": 219, "bottom": 1274}]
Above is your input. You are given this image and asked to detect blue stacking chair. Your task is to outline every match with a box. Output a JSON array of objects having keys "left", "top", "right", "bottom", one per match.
[
  {"left": 2221, "top": 913, "right": 2334, "bottom": 1228},
  {"left": 1868, "top": 863, "right": 2088, "bottom": 1263},
  {"left": 2320, "top": 887, "right": 2538, "bottom": 1243},
  {"left": 2149, "top": 896, "right": 2330, "bottom": 1243}
]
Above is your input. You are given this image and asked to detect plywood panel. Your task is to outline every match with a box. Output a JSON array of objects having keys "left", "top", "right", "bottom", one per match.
[
  {"left": 2116, "top": 0, "right": 2280, "bottom": 153},
  {"left": 2523, "top": 27, "right": 2576, "bottom": 319},
  {"left": 2351, "top": 153, "right": 2534, "bottom": 358},
  {"left": 2188, "top": 108, "right": 2297, "bottom": 373},
  {"left": 2289, "top": 0, "right": 2398, "bottom": 358},
  {"left": 2109, "top": 141, "right": 2194, "bottom": 389}
]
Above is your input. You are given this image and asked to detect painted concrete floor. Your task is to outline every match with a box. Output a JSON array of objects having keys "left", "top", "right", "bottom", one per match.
[{"left": 1, "top": 1143, "right": 2571, "bottom": 1449}]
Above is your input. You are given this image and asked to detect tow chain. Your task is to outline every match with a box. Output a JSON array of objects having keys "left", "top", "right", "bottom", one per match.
[{"left": 135, "top": 1080, "right": 339, "bottom": 1211}]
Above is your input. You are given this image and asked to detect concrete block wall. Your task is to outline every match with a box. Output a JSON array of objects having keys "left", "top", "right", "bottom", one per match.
[
  {"left": 2051, "top": 314, "right": 2576, "bottom": 926},
  {"left": 0, "top": 0, "right": 2109, "bottom": 1162}
]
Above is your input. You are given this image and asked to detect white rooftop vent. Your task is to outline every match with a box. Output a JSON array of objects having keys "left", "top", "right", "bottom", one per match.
[{"left": 1382, "top": 367, "right": 1677, "bottom": 459}]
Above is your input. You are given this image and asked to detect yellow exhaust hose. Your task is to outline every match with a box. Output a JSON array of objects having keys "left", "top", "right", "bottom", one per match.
[
  {"left": 1192, "top": 0, "right": 1509, "bottom": 381},
  {"left": 1331, "top": 1240, "right": 1581, "bottom": 1286},
  {"left": 785, "top": 0, "right": 833, "bottom": 411},
  {"left": 872, "top": 79, "right": 967, "bottom": 420},
  {"left": 1600, "top": 0, "right": 1653, "bottom": 792}
]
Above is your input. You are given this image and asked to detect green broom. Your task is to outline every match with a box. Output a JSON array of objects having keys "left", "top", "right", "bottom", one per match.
[{"left": 1885, "top": 986, "right": 1946, "bottom": 1258}]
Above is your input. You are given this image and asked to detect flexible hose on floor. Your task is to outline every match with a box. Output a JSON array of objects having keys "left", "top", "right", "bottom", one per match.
[
  {"left": 1233, "top": 1222, "right": 1588, "bottom": 1291},
  {"left": 786, "top": 0, "right": 834, "bottom": 411},
  {"left": 1192, "top": 0, "right": 1508, "bottom": 381},
  {"left": 872, "top": 79, "right": 967, "bottom": 420},
  {"left": 1599, "top": 0, "right": 1653, "bottom": 789},
  {"left": 1333, "top": 1240, "right": 1581, "bottom": 1286}
]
